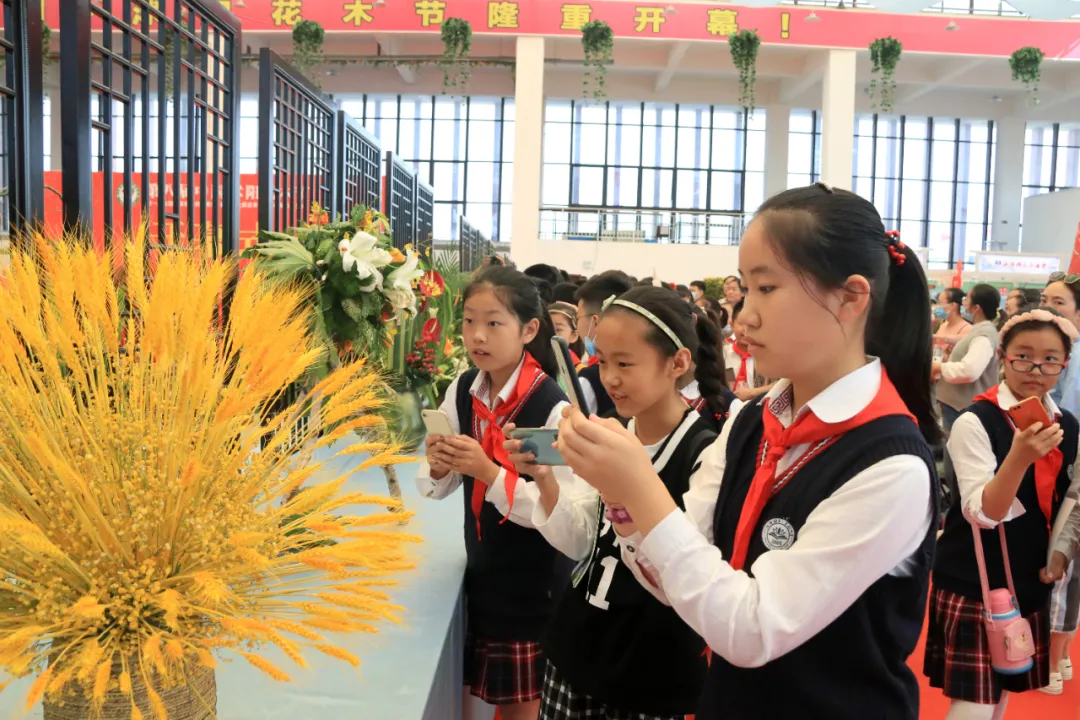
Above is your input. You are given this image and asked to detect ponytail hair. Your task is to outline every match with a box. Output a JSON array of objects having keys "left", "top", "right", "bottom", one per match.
[
  {"left": 464, "top": 266, "right": 559, "bottom": 379},
  {"left": 603, "top": 286, "right": 730, "bottom": 424},
  {"left": 756, "top": 185, "right": 941, "bottom": 446}
]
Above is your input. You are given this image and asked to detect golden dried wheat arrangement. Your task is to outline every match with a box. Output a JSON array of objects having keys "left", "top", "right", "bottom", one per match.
[{"left": 0, "top": 233, "right": 419, "bottom": 717}]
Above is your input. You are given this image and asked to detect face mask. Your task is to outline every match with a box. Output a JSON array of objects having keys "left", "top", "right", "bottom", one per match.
[
  {"left": 583, "top": 318, "right": 597, "bottom": 356},
  {"left": 962, "top": 309, "right": 974, "bottom": 322},
  {"left": 691, "top": 291, "right": 701, "bottom": 300},
  {"left": 933, "top": 306, "right": 947, "bottom": 320}
]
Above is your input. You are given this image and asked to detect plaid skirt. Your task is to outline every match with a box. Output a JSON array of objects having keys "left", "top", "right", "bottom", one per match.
[
  {"left": 1049, "top": 560, "right": 1080, "bottom": 634},
  {"left": 924, "top": 586, "right": 1050, "bottom": 703},
  {"left": 539, "top": 662, "right": 688, "bottom": 720},
  {"left": 463, "top": 628, "right": 544, "bottom": 705}
]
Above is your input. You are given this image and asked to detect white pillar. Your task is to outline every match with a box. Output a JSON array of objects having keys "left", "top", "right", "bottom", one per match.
[
  {"left": 764, "top": 105, "right": 790, "bottom": 199},
  {"left": 991, "top": 117, "right": 1026, "bottom": 252},
  {"left": 819, "top": 49, "right": 857, "bottom": 191},
  {"left": 509, "top": 37, "right": 545, "bottom": 268}
]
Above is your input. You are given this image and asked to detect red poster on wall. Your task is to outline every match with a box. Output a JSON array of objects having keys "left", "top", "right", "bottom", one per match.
[{"left": 42, "top": 0, "right": 1080, "bottom": 59}]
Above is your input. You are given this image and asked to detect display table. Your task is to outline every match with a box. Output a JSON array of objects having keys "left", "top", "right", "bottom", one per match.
[{"left": 0, "top": 453, "right": 478, "bottom": 720}]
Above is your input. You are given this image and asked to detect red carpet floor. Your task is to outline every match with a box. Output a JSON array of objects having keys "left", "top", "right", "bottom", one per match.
[{"left": 912, "top": 626, "right": 1080, "bottom": 718}]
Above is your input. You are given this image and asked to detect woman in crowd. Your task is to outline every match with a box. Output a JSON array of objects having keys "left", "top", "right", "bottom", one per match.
[
  {"left": 935, "top": 287, "right": 973, "bottom": 360},
  {"left": 720, "top": 275, "right": 744, "bottom": 317},
  {"left": 556, "top": 184, "right": 940, "bottom": 719}
]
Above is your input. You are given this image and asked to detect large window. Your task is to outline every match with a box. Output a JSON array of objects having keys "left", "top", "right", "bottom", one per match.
[
  {"left": 788, "top": 110, "right": 994, "bottom": 268},
  {"left": 1022, "top": 122, "right": 1080, "bottom": 196},
  {"left": 342, "top": 95, "right": 514, "bottom": 243},
  {"left": 542, "top": 100, "right": 765, "bottom": 214}
]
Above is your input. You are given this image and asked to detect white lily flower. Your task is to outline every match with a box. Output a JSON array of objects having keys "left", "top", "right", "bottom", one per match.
[
  {"left": 339, "top": 231, "right": 393, "bottom": 288},
  {"left": 384, "top": 249, "right": 424, "bottom": 292},
  {"left": 386, "top": 287, "right": 418, "bottom": 317}
]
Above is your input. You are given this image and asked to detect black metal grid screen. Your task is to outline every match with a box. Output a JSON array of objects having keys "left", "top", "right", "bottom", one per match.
[
  {"left": 258, "top": 48, "right": 335, "bottom": 233},
  {"left": 337, "top": 110, "right": 381, "bottom": 215},
  {"left": 0, "top": 0, "right": 43, "bottom": 241},
  {"left": 60, "top": 0, "right": 242, "bottom": 256},
  {"left": 459, "top": 215, "right": 487, "bottom": 272},
  {"left": 384, "top": 151, "right": 416, "bottom": 251},
  {"left": 415, "top": 179, "right": 433, "bottom": 256}
]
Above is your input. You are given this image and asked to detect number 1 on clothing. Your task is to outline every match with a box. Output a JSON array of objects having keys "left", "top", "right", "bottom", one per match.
[{"left": 587, "top": 556, "right": 619, "bottom": 610}]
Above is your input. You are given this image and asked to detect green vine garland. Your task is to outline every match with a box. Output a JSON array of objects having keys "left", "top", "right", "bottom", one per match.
[
  {"left": 41, "top": 24, "right": 52, "bottom": 68},
  {"left": 440, "top": 18, "right": 472, "bottom": 95},
  {"left": 868, "top": 37, "right": 902, "bottom": 114},
  {"left": 292, "top": 19, "right": 326, "bottom": 79},
  {"left": 729, "top": 29, "right": 761, "bottom": 115},
  {"left": 581, "top": 20, "right": 614, "bottom": 101},
  {"left": 1009, "top": 46, "right": 1045, "bottom": 104}
]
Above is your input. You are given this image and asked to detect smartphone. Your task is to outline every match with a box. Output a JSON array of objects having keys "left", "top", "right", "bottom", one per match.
[
  {"left": 509, "top": 428, "right": 566, "bottom": 466},
  {"left": 421, "top": 409, "right": 455, "bottom": 437},
  {"left": 551, "top": 336, "right": 586, "bottom": 411},
  {"left": 1007, "top": 396, "right": 1053, "bottom": 431}
]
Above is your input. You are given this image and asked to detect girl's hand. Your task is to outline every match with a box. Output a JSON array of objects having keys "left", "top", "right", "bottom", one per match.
[
  {"left": 425, "top": 435, "right": 453, "bottom": 478},
  {"left": 502, "top": 424, "right": 556, "bottom": 483},
  {"left": 1042, "top": 551, "right": 1070, "bottom": 584},
  {"left": 1009, "top": 422, "right": 1064, "bottom": 467},
  {"left": 931, "top": 361, "right": 942, "bottom": 382},
  {"left": 557, "top": 406, "right": 654, "bottom": 499},
  {"left": 442, "top": 435, "right": 501, "bottom": 484}
]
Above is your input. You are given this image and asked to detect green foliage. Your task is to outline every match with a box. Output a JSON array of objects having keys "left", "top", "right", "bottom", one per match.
[
  {"left": 1009, "top": 46, "right": 1045, "bottom": 104},
  {"left": 581, "top": 21, "right": 614, "bottom": 101},
  {"left": 868, "top": 37, "right": 902, "bottom": 114},
  {"left": 292, "top": 19, "right": 326, "bottom": 78},
  {"left": 703, "top": 277, "right": 726, "bottom": 299},
  {"left": 729, "top": 29, "right": 761, "bottom": 115},
  {"left": 441, "top": 18, "right": 473, "bottom": 94}
]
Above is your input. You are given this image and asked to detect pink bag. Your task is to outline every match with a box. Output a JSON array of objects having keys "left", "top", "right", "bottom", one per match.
[{"left": 971, "top": 523, "right": 1035, "bottom": 675}]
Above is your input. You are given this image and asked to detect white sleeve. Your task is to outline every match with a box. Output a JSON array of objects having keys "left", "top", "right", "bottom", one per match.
[
  {"left": 485, "top": 401, "right": 571, "bottom": 527},
  {"left": 618, "top": 532, "right": 672, "bottom": 605},
  {"left": 580, "top": 376, "right": 599, "bottom": 417},
  {"left": 531, "top": 468, "right": 601, "bottom": 561},
  {"left": 415, "top": 375, "right": 465, "bottom": 501},
  {"left": 940, "top": 336, "right": 994, "bottom": 384},
  {"left": 637, "top": 455, "right": 933, "bottom": 668},
  {"left": 948, "top": 411, "right": 1026, "bottom": 527}
]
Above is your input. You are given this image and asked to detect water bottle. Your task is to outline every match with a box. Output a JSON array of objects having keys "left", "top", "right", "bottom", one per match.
[{"left": 984, "top": 588, "right": 1034, "bottom": 675}]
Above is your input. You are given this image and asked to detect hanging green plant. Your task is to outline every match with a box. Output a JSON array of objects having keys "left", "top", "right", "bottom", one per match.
[
  {"left": 868, "top": 36, "right": 902, "bottom": 114},
  {"left": 292, "top": 19, "right": 326, "bottom": 78},
  {"left": 581, "top": 20, "right": 614, "bottom": 101},
  {"left": 162, "top": 28, "right": 176, "bottom": 100},
  {"left": 440, "top": 18, "right": 472, "bottom": 95},
  {"left": 729, "top": 29, "right": 761, "bottom": 115},
  {"left": 41, "top": 23, "right": 52, "bottom": 67},
  {"left": 1009, "top": 46, "right": 1045, "bottom": 104}
]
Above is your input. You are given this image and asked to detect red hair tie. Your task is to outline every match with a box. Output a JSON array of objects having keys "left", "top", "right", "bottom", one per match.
[{"left": 886, "top": 230, "right": 906, "bottom": 266}]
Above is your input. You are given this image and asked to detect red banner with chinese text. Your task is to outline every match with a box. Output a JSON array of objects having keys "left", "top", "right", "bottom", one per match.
[{"left": 44, "top": 0, "right": 1077, "bottom": 59}]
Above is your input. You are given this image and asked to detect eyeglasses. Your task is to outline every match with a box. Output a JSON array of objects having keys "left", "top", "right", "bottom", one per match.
[
  {"left": 1049, "top": 272, "right": 1080, "bottom": 285},
  {"left": 1006, "top": 356, "right": 1066, "bottom": 376}
]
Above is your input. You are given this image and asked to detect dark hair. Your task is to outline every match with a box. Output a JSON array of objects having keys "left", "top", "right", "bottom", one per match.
[
  {"left": 575, "top": 270, "right": 634, "bottom": 312},
  {"left": 605, "top": 286, "right": 730, "bottom": 427},
  {"left": 939, "top": 287, "right": 965, "bottom": 307},
  {"left": 709, "top": 303, "right": 729, "bottom": 330},
  {"left": 731, "top": 297, "right": 744, "bottom": 321},
  {"left": 553, "top": 282, "right": 579, "bottom": 304},
  {"left": 1021, "top": 287, "right": 1042, "bottom": 307},
  {"left": 691, "top": 280, "right": 707, "bottom": 293},
  {"left": 755, "top": 184, "right": 941, "bottom": 445},
  {"left": 675, "top": 285, "right": 693, "bottom": 301},
  {"left": 1001, "top": 304, "right": 1073, "bottom": 359},
  {"left": 464, "top": 266, "right": 559, "bottom": 378},
  {"left": 1047, "top": 277, "right": 1080, "bottom": 310},
  {"left": 560, "top": 269, "right": 570, "bottom": 282},
  {"left": 550, "top": 301, "right": 587, "bottom": 359},
  {"left": 524, "top": 263, "right": 564, "bottom": 288},
  {"left": 531, "top": 277, "right": 555, "bottom": 305},
  {"left": 969, "top": 283, "right": 1001, "bottom": 324},
  {"left": 723, "top": 275, "right": 742, "bottom": 288}
]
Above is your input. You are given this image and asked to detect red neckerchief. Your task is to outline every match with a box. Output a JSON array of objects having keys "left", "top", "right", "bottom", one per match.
[
  {"left": 729, "top": 338, "right": 753, "bottom": 388},
  {"left": 469, "top": 352, "right": 546, "bottom": 540},
  {"left": 570, "top": 349, "right": 581, "bottom": 366},
  {"left": 729, "top": 369, "right": 915, "bottom": 571},
  {"left": 972, "top": 385, "right": 1060, "bottom": 529},
  {"left": 586, "top": 354, "right": 600, "bottom": 368}
]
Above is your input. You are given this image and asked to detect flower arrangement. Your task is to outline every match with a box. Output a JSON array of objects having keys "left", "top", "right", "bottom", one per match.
[
  {"left": 581, "top": 20, "right": 614, "bottom": 100},
  {"left": 729, "top": 29, "right": 761, "bottom": 115},
  {"left": 440, "top": 18, "right": 473, "bottom": 94},
  {"left": 1009, "top": 46, "right": 1045, "bottom": 103},
  {"left": 868, "top": 37, "right": 902, "bottom": 114},
  {"left": 0, "top": 232, "right": 418, "bottom": 717},
  {"left": 244, "top": 203, "right": 425, "bottom": 382}
]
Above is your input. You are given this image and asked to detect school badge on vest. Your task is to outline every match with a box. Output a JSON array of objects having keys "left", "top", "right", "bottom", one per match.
[{"left": 762, "top": 518, "right": 796, "bottom": 551}]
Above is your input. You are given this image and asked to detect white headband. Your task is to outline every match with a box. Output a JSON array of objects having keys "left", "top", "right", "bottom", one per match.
[
  {"left": 999, "top": 308, "right": 1080, "bottom": 342},
  {"left": 601, "top": 295, "right": 685, "bottom": 350}
]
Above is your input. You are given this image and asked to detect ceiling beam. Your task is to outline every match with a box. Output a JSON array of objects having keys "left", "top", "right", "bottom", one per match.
[
  {"left": 778, "top": 54, "right": 827, "bottom": 104},
  {"left": 654, "top": 41, "right": 691, "bottom": 93},
  {"left": 375, "top": 35, "right": 416, "bottom": 84},
  {"left": 896, "top": 58, "right": 987, "bottom": 105}
]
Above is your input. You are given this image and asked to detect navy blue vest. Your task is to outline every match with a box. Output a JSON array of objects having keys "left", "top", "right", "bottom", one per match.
[
  {"left": 454, "top": 368, "right": 572, "bottom": 641},
  {"left": 542, "top": 411, "right": 716, "bottom": 715},
  {"left": 579, "top": 363, "right": 615, "bottom": 417},
  {"left": 934, "top": 400, "right": 1079, "bottom": 615},
  {"left": 699, "top": 397, "right": 938, "bottom": 720}
]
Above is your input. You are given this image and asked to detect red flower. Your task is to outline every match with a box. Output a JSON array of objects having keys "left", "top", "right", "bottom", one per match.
[
  {"left": 422, "top": 317, "right": 442, "bottom": 344},
  {"left": 419, "top": 270, "right": 445, "bottom": 298}
]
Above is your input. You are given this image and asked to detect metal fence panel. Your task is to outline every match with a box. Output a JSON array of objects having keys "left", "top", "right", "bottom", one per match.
[
  {"left": 414, "top": 178, "right": 433, "bottom": 256},
  {"left": 336, "top": 109, "right": 380, "bottom": 217},
  {"left": 383, "top": 151, "right": 415, "bottom": 251},
  {"left": 0, "top": 0, "right": 44, "bottom": 244}
]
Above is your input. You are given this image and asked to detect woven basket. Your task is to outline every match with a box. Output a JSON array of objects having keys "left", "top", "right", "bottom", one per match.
[{"left": 43, "top": 658, "right": 216, "bottom": 720}]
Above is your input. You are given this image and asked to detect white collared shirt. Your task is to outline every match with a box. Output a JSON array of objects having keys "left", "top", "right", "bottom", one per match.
[
  {"left": 415, "top": 358, "right": 569, "bottom": 525},
  {"left": 616, "top": 359, "right": 934, "bottom": 669},
  {"left": 723, "top": 340, "right": 757, "bottom": 389},
  {"left": 947, "top": 382, "right": 1080, "bottom": 531}
]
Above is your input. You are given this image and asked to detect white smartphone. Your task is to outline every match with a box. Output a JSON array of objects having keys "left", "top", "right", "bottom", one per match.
[{"left": 421, "top": 409, "right": 455, "bottom": 437}]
